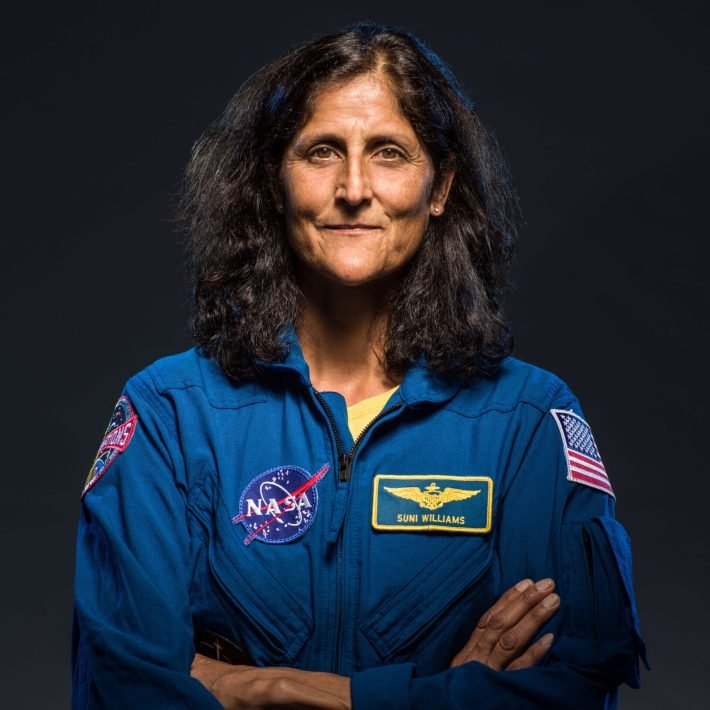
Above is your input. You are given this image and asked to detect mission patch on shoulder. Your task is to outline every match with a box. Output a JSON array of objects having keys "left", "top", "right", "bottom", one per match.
[
  {"left": 550, "top": 408, "right": 615, "bottom": 497},
  {"left": 372, "top": 474, "right": 493, "bottom": 533},
  {"left": 82, "top": 395, "right": 138, "bottom": 498}
]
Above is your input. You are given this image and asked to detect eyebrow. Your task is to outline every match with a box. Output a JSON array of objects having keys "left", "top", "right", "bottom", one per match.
[{"left": 292, "top": 132, "right": 418, "bottom": 151}]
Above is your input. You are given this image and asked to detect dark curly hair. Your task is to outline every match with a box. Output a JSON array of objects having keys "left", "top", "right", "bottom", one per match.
[{"left": 175, "top": 20, "right": 521, "bottom": 384}]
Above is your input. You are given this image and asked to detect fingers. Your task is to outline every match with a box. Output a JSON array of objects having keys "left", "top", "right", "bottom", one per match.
[
  {"left": 451, "top": 577, "right": 560, "bottom": 670},
  {"left": 450, "top": 578, "right": 534, "bottom": 667},
  {"left": 481, "top": 580, "right": 559, "bottom": 670},
  {"left": 506, "top": 633, "right": 554, "bottom": 671}
]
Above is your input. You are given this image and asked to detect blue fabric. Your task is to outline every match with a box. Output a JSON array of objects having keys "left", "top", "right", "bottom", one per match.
[{"left": 72, "top": 327, "right": 646, "bottom": 707}]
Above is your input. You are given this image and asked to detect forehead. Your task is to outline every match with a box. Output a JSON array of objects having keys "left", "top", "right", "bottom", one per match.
[{"left": 295, "top": 73, "right": 417, "bottom": 138}]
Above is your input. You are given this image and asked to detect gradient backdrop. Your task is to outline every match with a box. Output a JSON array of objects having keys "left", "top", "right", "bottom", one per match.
[{"left": 3, "top": 1, "right": 708, "bottom": 707}]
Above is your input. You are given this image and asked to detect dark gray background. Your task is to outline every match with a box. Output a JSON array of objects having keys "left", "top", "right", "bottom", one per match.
[{"left": 3, "top": 1, "right": 707, "bottom": 707}]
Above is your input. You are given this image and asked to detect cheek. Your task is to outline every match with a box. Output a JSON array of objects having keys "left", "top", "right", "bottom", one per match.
[
  {"left": 376, "top": 170, "right": 432, "bottom": 215},
  {"left": 283, "top": 167, "right": 329, "bottom": 216},
  {"left": 281, "top": 174, "right": 323, "bottom": 261}
]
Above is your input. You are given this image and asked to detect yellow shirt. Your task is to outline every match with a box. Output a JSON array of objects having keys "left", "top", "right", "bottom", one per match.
[{"left": 346, "top": 385, "right": 400, "bottom": 441}]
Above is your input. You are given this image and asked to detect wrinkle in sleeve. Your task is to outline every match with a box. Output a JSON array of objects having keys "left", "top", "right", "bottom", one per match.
[{"left": 72, "top": 373, "right": 221, "bottom": 708}]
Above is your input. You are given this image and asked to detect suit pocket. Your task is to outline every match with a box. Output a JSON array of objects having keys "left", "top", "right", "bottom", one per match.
[
  {"left": 360, "top": 537, "right": 494, "bottom": 673},
  {"left": 561, "top": 516, "right": 648, "bottom": 688},
  {"left": 190, "top": 468, "right": 314, "bottom": 665}
]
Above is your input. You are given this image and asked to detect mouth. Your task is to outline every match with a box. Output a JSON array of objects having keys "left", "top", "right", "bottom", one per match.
[{"left": 321, "top": 223, "right": 383, "bottom": 233}]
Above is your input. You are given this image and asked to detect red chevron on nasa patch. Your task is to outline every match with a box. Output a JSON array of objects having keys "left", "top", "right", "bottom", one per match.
[{"left": 550, "top": 409, "right": 614, "bottom": 497}]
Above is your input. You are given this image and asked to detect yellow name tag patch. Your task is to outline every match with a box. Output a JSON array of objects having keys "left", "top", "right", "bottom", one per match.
[{"left": 372, "top": 474, "right": 493, "bottom": 533}]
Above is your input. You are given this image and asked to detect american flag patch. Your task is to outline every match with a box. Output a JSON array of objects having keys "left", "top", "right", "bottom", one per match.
[{"left": 550, "top": 409, "right": 614, "bottom": 497}]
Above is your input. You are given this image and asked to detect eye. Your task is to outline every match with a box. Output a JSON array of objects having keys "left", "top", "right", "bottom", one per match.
[
  {"left": 375, "top": 147, "right": 404, "bottom": 161},
  {"left": 308, "top": 146, "right": 338, "bottom": 161}
]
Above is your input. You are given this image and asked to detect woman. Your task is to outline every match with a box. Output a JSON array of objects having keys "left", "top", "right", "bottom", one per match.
[{"left": 72, "top": 21, "right": 646, "bottom": 708}]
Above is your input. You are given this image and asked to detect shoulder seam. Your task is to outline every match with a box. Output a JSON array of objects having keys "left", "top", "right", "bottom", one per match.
[
  {"left": 141, "top": 363, "right": 267, "bottom": 410},
  {"left": 126, "top": 370, "right": 181, "bottom": 450},
  {"left": 442, "top": 378, "right": 572, "bottom": 419},
  {"left": 144, "top": 359, "right": 199, "bottom": 395}
]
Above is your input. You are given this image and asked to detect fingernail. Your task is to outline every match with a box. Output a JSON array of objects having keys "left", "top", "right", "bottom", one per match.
[
  {"left": 536, "top": 578, "right": 554, "bottom": 591},
  {"left": 515, "top": 579, "right": 533, "bottom": 592},
  {"left": 542, "top": 593, "right": 560, "bottom": 608},
  {"left": 542, "top": 633, "right": 554, "bottom": 648}
]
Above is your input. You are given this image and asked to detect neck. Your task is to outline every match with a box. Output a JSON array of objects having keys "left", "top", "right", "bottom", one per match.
[{"left": 294, "top": 264, "right": 403, "bottom": 405}]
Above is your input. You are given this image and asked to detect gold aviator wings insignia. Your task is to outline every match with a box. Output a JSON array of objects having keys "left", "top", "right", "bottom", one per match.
[{"left": 384, "top": 482, "right": 481, "bottom": 511}]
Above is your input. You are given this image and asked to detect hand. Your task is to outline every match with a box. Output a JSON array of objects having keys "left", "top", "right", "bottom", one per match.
[
  {"left": 450, "top": 578, "right": 560, "bottom": 671},
  {"left": 190, "top": 653, "right": 351, "bottom": 709}
]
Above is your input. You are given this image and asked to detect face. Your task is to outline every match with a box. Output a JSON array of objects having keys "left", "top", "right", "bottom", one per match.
[{"left": 277, "top": 73, "right": 453, "bottom": 288}]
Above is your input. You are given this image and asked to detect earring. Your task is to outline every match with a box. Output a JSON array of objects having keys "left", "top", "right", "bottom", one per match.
[{"left": 433, "top": 206, "right": 440, "bottom": 213}]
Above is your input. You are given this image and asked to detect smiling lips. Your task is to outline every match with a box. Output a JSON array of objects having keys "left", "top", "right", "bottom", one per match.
[{"left": 322, "top": 223, "right": 383, "bottom": 232}]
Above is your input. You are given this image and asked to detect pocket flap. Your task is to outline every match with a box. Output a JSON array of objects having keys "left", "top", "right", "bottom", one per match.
[
  {"left": 592, "top": 517, "right": 649, "bottom": 671},
  {"left": 361, "top": 537, "right": 493, "bottom": 660},
  {"left": 192, "top": 473, "right": 314, "bottom": 663}
]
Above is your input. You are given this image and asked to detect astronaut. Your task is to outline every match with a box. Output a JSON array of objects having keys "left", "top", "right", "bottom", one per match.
[{"left": 72, "top": 20, "right": 646, "bottom": 709}]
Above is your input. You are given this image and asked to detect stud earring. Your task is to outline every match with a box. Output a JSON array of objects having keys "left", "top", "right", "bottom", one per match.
[{"left": 433, "top": 206, "right": 440, "bottom": 213}]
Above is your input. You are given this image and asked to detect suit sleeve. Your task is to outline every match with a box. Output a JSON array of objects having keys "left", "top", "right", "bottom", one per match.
[
  {"left": 350, "top": 385, "right": 648, "bottom": 709},
  {"left": 71, "top": 371, "right": 221, "bottom": 709}
]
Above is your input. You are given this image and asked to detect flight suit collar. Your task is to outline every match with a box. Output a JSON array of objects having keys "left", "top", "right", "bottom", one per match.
[{"left": 260, "top": 324, "right": 462, "bottom": 406}]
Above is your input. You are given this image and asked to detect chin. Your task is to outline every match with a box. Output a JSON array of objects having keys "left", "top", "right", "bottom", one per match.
[
  {"left": 295, "top": 255, "right": 406, "bottom": 289},
  {"left": 319, "top": 265, "right": 403, "bottom": 289},
  {"left": 323, "top": 272, "right": 377, "bottom": 287}
]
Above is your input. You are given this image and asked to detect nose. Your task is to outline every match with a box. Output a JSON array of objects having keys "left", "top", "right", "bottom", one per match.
[{"left": 335, "top": 156, "right": 373, "bottom": 205}]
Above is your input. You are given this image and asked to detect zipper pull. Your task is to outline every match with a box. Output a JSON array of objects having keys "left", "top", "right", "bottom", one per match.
[{"left": 338, "top": 452, "right": 353, "bottom": 483}]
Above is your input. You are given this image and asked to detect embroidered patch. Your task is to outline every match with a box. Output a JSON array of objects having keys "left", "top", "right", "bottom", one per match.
[
  {"left": 550, "top": 409, "right": 615, "bottom": 497},
  {"left": 372, "top": 475, "right": 493, "bottom": 533},
  {"left": 233, "top": 463, "right": 329, "bottom": 545},
  {"left": 82, "top": 395, "right": 138, "bottom": 497}
]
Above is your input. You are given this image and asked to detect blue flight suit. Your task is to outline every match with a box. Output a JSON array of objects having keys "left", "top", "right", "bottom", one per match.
[{"left": 72, "top": 326, "right": 647, "bottom": 708}]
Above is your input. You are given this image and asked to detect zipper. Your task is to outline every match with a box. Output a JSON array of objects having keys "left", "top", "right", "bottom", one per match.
[
  {"left": 312, "top": 390, "right": 403, "bottom": 481},
  {"left": 313, "top": 390, "right": 346, "bottom": 467},
  {"left": 311, "top": 388, "right": 404, "bottom": 673},
  {"left": 582, "top": 528, "right": 599, "bottom": 652},
  {"left": 344, "top": 403, "right": 403, "bottom": 480}
]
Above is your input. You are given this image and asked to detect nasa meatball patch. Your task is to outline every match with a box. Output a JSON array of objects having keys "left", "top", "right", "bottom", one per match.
[
  {"left": 82, "top": 395, "right": 138, "bottom": 497},
  {"left": 233, "top": 463, "right": 329, "bottom": 546},
  {"left": 550, "top": 409, "right": 615, "bottom": 497}
]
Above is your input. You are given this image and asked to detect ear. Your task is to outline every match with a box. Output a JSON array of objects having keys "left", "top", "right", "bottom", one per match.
[
  {"left": 271, "top": 185, "right": 284, "bottom": 214},
  {"left": 268, "top": 162, "right": 285, "bottom": 214},
  {"left": 429, "top": 169, "right": 455, "bottom": 217}
]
